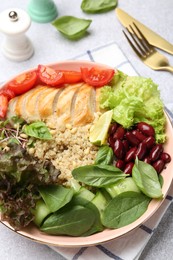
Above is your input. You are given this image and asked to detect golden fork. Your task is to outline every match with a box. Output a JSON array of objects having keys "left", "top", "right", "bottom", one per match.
[{"left": 123, "top": 23, "right": 173, "bottom": 73}]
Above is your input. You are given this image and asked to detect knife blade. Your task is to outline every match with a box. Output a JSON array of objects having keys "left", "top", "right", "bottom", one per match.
[{"left": 116, "top": 8, "right": 173, "bottom": 55}]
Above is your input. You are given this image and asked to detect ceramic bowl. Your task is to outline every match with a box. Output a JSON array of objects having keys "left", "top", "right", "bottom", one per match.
[{"left": 0, "top": 60, "right": 173, "bottom": 247}]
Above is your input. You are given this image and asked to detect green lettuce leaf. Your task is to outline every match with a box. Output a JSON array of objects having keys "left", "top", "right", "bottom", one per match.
[{"left": 100, "top": 73, "right": 166, "bottom": 143}]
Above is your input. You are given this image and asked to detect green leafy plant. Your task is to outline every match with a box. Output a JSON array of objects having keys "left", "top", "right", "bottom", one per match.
[
  {"left": 41, "top": 205, "right": 96, "bottom": 236},
  {"left": 0, "top": 143, "right": 60, "bottom": 229},
  {"left": 52, "top": 16, "right": 92, "bottom": 40},
  {"left": 24, "top": 121, "right": 52, "bottom": 140},
  {"left": 95, "top": 145, "right": 114, "bottom": 165},
  {"left": 100, "top": 72, "right": 166, "bottom": 143},
  {"left": 102, "top": 191, "right": 151, "bottom": 228},
  {"left": 40, "top": 195, "right": 103, "bottom": 236},
  {"left": 81, "top": 0, "right": 118, "bottom": 13},
  {"left": 72, "top": 164, "right": 127, "bottom": 187},
  {"left": 132, "top": 158, "right": 163, "bottom": 199},
  {"left": 39, "top": 185, "right": 74, "bottom": 212}
]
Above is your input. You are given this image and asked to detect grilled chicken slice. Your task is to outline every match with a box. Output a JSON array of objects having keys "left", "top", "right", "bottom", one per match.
[
  {"left": 17, "top": 86, "right": 48, "bottom": 121},
  {"left": 7, "top": 83, "right": 102, "bottom": 126},
  {"left": 72, "top": 83, "right": 95, "bottom": 126},
  {"left": 37, "top": 87, "right": 60, "bottom": 119},
  {"left": 55, "top": 82, "right": 84, "bottom": 125}
]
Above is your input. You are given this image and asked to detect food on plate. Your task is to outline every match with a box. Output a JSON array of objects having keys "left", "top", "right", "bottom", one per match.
[
  {"left": 0, "top": 64, "right": 171, "bottom": 237},
  {"left": 7, "top": 71, "right": 37, "bottom": 95}
]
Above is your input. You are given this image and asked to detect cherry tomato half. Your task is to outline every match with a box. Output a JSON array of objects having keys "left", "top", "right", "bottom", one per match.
[
  {"left": 0, "top": 88, "right": 15, "bottom": 100},
  {"left": 38, "top": 65, "right": 64, "bottom": 87},
  {"left": 61, "top": 70, "right": 82, "bottom": 84},
  {"left": 81, "top": 67, "right": 115, "bottom": 87},
  {"left": 0, "top": 94, "right": 8, "bottom": 118},
  {"left": 8, "top": 71, "right": 37, "bottom": 95}
]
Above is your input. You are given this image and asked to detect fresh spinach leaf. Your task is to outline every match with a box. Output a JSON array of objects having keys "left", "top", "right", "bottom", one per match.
[
  {"left": 81, "top": 0, "right": 118, "bottom": 13},
  {"left": 39, "top": 185, "right": 74, "bottom": 212},
  {"left": 71, "top": 196, "right": 104, "bottom": 236},
  {"left": 24, "top": 121, "right": 52, "bottom": 140},
  {"left": 95, "top": 145, "right": 113, "bottom": 165},
  {"left": 72, "top": 164, "right": 127, "bottom": 187},
  {"left": 41, "top": 205, "right": 95, "bottom": 236},
  {"left": 102, "top": 191, "right": 151, "bottom": 228},
  {"left": 52, "top": 16, "right": 92, "bottom": 40},
  {"left": 132, "top": 158, "right": 163, "bottom": 199}
]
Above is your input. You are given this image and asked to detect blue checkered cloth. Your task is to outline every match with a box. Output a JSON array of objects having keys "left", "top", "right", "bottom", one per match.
[{"left": 50, "top": 42, "right": 173, "bottom": 260}]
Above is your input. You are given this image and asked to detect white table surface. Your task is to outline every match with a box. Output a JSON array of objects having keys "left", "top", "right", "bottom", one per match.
[{"left": 0, "top": 1, "right": 173, "bottom": 259}]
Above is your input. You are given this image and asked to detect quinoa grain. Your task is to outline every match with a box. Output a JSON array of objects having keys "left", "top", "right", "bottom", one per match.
[{"left": 31, "top": 124, "right": 98, "bottom": 183}]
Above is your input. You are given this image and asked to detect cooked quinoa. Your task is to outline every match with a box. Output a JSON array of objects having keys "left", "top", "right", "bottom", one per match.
[{"left": 28, "top": 123, "right": 99, "bottom": 185}]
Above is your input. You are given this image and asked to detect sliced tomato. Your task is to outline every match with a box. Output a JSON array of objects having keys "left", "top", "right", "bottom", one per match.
[
  {"left": 38, "top": 65, "right": 64, "bottom": 87},
  {"left": 0, "top": 87, "right": 15, "bottom": 100},
  {"left": 81, "top": 67, "right": 115, "bottom": 87},
  {"left": 8, "top": 71, "right": 37, "bottom": 95},
  {"left": 0, "top": 94, "right": 8, "bottom": 118},
  {"left": 61, "top": 70, "right": 82, "bottom": 84}
]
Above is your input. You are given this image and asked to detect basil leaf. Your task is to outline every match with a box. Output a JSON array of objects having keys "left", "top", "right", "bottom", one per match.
[
  {"left": 52, "top": 16, "right": 92, "bottom": 40},
  {"left": 81, "top": 0, "right": 118, "bottom": 13},
  {"left": 41, "top": 205, "right": 95, "bottom": 236},
  {"left": 39, "top": 185, "right": 74, "bottom": 212},
  {"left": 72, "top": 164, "right": 127, "bottom": 187},
  {"left": 24, "top": 121, "right": 52, "bottom": 140},
  {"left": 132, "top": 158, "right": 163, "bottom": 199},
  {"left": 102, "top": 191, "right": 151, "bottom": 228},
  {"left": 95, "top": 145, "right": 113, "bottom": 165},
  {"left": 159, "top": 175, "right": 164, "bottom": 187}
]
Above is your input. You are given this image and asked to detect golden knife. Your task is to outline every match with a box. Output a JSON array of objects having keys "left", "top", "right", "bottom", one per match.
[{"left": 116, "top": 8, "right": 173, "bottom": 55}]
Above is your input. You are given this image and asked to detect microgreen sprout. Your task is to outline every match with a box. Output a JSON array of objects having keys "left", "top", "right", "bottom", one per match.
[{"left": 0, "top": 116, "right": 28, "bottom": 148}]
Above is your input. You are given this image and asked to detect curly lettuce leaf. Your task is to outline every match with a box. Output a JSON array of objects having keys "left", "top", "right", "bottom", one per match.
[{"left": 100, "top": 73, "right": 166, "bottom": 143}]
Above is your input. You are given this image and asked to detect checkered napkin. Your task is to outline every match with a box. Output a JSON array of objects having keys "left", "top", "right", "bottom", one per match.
[{"left": 49, "top": 42, "right": 173, "bottom": 260}]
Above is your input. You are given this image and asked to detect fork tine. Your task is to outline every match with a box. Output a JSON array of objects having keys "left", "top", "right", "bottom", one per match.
[
  {"left": 129, "top": 25, "right": 149, "bottom": 54},
  {"left": 123, "top": 30, "right": 143, "bottom": 58},
  {"left": 133, "top": 22, "right": 154, "bottom": 51},
  {"left": 127, "top": 26, "right": 147, "bottom": 56}
]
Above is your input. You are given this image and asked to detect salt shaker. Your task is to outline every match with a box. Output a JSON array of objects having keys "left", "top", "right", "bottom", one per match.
[
  {"left": 0, "top": 8, "right": 34, "bottom": 62},
  {"left": 28, "top": 0, "right": 58, "bottom": 23}
]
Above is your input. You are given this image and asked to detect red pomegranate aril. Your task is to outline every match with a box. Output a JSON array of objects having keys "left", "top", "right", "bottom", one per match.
[
  {"left": 135, "top": 142, "right": 147, "bottom": 160},
  {"left": 109, "top": 123, "right": 118, "bottom": 135},
  {"left": 116, "top": 160, "right": 125, "bottom": 170},
  {"left": 149, "top": 144, "right": 163, "bottom": 162},
  {"left": 132, "top": 130, "right": 146, "bottom": 142},
  {"left": 160, "top": 152, "right": 171, "bottom": 163},
  {"left": 124, "top": 162, "right": 134, "bottom": 175},
  {"left": 152, "top": 160, "right": 165, "bottom": 174},
  {"left": 114, "top": 139, "right": 125, "bottom": 159},
  {"left": 125, "top": 132, "right": 140, "bottom": 146},
  {"left": 122, "top": 139, "right": 129, "bottom": 153},
  {"left": 137, "top": 122, "right": 155, "bottom": 137},
  {"left": 125, "top": 147, "right": 137, "bottom": 162},
  {"left": 143, "top": 136, "right": 155, "bottom": 149},
  {"left": 113, "top": 126, "right": 126, "bottom": 140}
]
